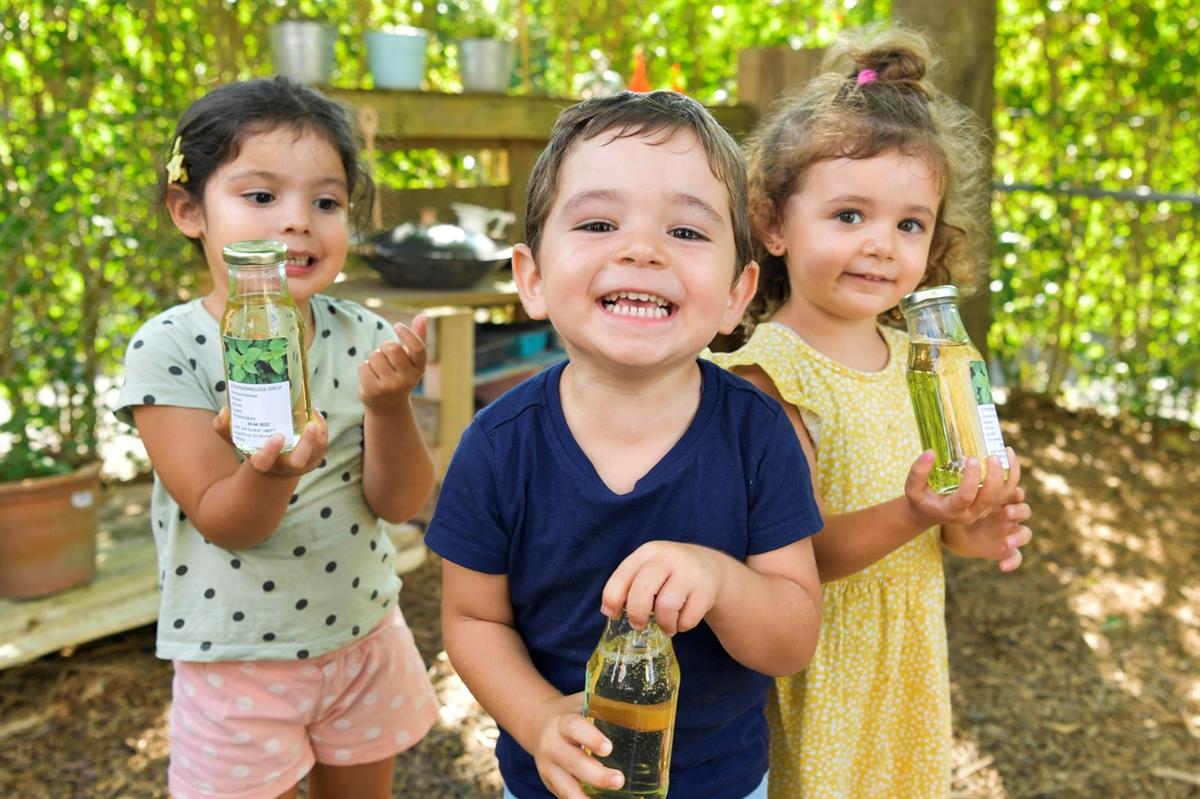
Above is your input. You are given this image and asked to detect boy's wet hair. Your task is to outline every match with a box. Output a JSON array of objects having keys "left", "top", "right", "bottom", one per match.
[
  {"left": 744, "top": 24, "right": 990, "bottom": 326},
  {"left": 160, "top": 76, "right": 374, "bottom": 237},
  {"left": 525, "top": 91, "right": 753, "bottom": 278}
]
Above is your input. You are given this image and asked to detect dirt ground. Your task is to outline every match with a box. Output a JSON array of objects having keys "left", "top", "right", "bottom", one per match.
[{"left": 1, "top": 392, "right": 1197, "bottom": 798}]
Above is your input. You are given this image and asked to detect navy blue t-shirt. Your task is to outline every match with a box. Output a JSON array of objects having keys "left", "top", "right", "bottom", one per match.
[{"left": 426, "top": 359, "right": 822, "bottom": 799}]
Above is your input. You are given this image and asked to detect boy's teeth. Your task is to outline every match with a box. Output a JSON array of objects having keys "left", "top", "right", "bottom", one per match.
[
  {"left": 608, "top": 304, "right": 669, "bottom": 318},
  {"left": 600, "top": 290, "right": 673, "bottom": 319},
  {"left": 602, "top": 290, "right": 670, "bottom": 306}
]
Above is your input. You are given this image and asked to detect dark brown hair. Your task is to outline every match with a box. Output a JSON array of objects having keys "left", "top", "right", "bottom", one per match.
[
  {"left": 524, "top": 90, "right": 753, "bottom": 278},
  {"left": 160, "top": 76, "right": 375, "bottom": 242},
  {"left": 744, "top": 24, "right": 990, "bottom": 328}
]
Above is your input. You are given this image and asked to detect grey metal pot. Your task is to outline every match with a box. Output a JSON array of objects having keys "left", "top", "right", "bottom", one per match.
[
  {"left": 459, "top": 38, "right": 514, "bottom": 93},
  {"left": 270, "top": 20, "right": 336, "bottom": 84}
]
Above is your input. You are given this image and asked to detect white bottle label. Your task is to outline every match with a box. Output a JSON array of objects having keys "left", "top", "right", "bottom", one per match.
[
  {"left": 223, "top": 334, "right": 296, "bottom": 452},
  {"left": 969, "top": 360, "right": 1009, "bottom": 467},
  {"left": 228, "top": 380, "right": 295, "bottom": 451}
]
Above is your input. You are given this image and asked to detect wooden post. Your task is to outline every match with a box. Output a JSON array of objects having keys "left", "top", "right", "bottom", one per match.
[
  {"left": 892, "top": 0, "right": 998, "bottom": 358},
  {"left": 506, "top": 140, "right": 542, "bottom": 238},
  {"left": 736, "top": 47, "right": 826, "bottom": 116},
  {"left": 420, "top": 306, "right": 475, "bottom": 478}
]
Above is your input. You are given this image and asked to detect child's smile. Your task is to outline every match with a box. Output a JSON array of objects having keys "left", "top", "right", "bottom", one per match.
[
  {"left": 284, "top": 250, "right": 319, "bottom": 278},
  {"left": 599, "top": 290, "right": 677, "bottom": 320},
  {"left": 513, "top": 129, "right": 754, "bottom": 379}
]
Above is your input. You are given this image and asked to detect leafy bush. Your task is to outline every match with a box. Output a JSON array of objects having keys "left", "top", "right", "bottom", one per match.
[
  {"left": 990, "top": 0, "right": 1200, "bottom": 422},
  {"left": 2, "top": 0, "right": 1195, "bottom": 485}
]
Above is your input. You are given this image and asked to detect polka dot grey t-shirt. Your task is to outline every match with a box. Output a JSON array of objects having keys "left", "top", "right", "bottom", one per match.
[{"left": 116, "top": 295, "right": 405, "bottom": 662}]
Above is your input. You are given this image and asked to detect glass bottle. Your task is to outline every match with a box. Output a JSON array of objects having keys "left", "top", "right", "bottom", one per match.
[
  {"left": 220, "top": 240, "right": 313, "bottom": 456},
  {"left": 583, "top": 609, "right": 680, "bottom": 798},
  {"left": 900, "top": 285, "right": 1009, "bottom": 494}
]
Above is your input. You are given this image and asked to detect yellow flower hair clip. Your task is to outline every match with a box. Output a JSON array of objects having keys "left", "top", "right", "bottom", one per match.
[{"left": 166, "top": 136, "right": 189, "bottom": 184}]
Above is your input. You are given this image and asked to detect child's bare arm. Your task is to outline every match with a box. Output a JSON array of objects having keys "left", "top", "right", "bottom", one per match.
[
  {"left": 133, "top": 404, "right": 327, "bottom": 549},
  {"left": 602, "top": 538, "right": 822, "bottom": 677},
  {"left": 361, "top": 317, "right": 435, "bottom": 522},
  {"left": 442, "top": 561, "right": 623, "bottom": 799},
  {"left": 733, "top": 364, "right": 1025, "bottom": 582}
]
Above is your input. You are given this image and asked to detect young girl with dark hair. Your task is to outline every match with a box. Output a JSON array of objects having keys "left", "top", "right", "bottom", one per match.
[{"left": 116, "top": 77, "right": 438, "bottom": 799}]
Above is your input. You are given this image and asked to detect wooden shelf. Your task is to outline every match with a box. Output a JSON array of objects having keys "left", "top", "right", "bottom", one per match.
[
  {"left": 325, "top": 89, "right": 756, "bottom": 147},
  {"left": 330, "top": 270, "right": 518, "bottom": 311},
  {"left": 474, "top": 348, "right": 565, "bottom": 387},
  {"left": 326, "top": 88, "right": 757, "bottom": 235}
]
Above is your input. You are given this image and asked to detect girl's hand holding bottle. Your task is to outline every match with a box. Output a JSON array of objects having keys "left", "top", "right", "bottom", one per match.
[
  {"left": 903, "top": 445, "right": 1033, "bottom": 571},
  {"left": 359, "top": 316, "right": 428, "bottom": 413},
  {"left": 940, "top": 484, "right": 1032, "bottom": 572},
  {"left": 212, "top": 404, "right": 329, "bottom": 476}
]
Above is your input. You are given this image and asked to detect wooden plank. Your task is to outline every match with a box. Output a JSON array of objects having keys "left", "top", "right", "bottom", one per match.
[
  {"left": 422, "top": 307, "right": 475, "bottom": 478},
  {"left": 506, "top": 141, "right": 542, "bottom": 234},
  {"left": 375, "top": 184, "right": 513, "bottom": 230},
  {"left": 328, "top": 88, "right": 757, "bottom": 142},
  {"left": 0, "top": 536, "right": 158, "bottom": 670},
  {"left": 329, "top": 272, "right": 520, "bottom": 311}
]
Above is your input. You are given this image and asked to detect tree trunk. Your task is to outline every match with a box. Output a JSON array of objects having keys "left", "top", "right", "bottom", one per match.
[{"left": 891, "top": 0, "right": 997, "bottom": 360}]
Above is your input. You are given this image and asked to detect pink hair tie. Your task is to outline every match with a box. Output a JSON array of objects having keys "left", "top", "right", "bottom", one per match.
[{"left": 856, "top": 68, "right": 878, "bottom": 86}]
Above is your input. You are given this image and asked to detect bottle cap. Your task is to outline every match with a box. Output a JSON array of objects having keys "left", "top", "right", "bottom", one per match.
[
  {"left": 899, "top": 284, "right": 960, "bottom": 317},
  {"left": 223, "top": 240, "right": 288, "bottom": 265}
]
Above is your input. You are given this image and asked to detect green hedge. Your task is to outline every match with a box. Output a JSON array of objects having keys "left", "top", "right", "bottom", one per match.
[{"left": 2, "top": 0, "right": 1196, "bottom": 478}]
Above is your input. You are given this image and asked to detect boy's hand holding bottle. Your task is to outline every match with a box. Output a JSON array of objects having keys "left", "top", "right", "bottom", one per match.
[
  {"left": 601, "top": 541, "right": 725, "bottom": 635},
  {"left": 359, "top": 315, "right": 428, "bottom": 413},
  {"left": 528, "top": 692, "right": 625, "bottom": 799}
]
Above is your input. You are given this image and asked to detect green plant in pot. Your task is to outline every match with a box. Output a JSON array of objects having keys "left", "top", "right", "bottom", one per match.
[
  {"left": 1, "top": 221, "right": 105, "bottom": 599},
  {"left": 0, "top": 62, "right": 192, "bottom": 599}
]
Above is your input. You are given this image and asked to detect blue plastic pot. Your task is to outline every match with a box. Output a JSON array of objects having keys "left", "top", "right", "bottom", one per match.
[{"left": 366, "top": 28, "right": 429, "bottom": 90}]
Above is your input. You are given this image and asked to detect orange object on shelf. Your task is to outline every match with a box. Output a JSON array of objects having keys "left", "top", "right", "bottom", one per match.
[
  {"left": 628, "top": 48, "right": 651, "bottom": 93},
  {"left": 670, "top": 62, "right": 686, "bottom": 94}
]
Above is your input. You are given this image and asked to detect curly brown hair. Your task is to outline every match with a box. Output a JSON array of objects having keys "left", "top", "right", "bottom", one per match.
[{"left": 741, "top": 24, "right": 990, "bottom": 335}]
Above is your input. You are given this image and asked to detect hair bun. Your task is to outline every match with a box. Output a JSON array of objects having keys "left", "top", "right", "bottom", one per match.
[
  {"left": 860, "top": 46, "right": 927, "bottom": 83},
  {"left": 823, "top": 24, "right": 935, "bottom": 94}
]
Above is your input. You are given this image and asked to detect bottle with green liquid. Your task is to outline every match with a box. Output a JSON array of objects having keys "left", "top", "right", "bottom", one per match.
[
  {"left": 220, "top": 240, "right": 313, "bottom": 456},
  {"left": 900, "top": 285, "right": 1009, "bottom": 494},
  {"left": 583, "top": 609, "right": 680, "bottom": 798}
]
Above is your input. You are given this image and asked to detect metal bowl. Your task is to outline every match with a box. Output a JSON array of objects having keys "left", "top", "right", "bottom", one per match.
[{"left": 355, "top": 221, "right": 512, "bottom": 289}]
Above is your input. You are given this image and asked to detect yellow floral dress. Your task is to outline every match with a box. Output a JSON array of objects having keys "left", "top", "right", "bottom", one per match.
[{"left": 709, "top": 322, "right": 950, "bottom": 799}]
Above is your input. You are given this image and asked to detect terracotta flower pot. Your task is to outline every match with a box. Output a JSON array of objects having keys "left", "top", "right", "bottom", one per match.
[{"left": 0, "top": 461, "right": 101, "bottom": 599}]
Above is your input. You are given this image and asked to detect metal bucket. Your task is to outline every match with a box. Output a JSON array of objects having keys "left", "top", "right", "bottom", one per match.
[
  {"left": 270, "top": 21, "right": 336, "bottom": 84},
  {"left": 459, "top": 38, "right": 514, "bottom": 93}
]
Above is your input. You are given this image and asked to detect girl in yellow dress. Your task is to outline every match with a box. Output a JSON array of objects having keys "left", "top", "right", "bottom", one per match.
[{"left": 709, "top": 26, "right": 1034, "bottom": 799}]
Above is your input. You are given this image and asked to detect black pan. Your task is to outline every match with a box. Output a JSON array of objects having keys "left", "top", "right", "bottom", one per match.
[{"left": 354, "top": 222, "right": 513, "bottom": 290}]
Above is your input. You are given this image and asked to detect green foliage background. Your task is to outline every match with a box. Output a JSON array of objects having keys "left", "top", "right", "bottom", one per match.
[
  {"left": 992, "top": 0, "right": 1199, "bottom": 422},
  {"left": 1, "top": 0, "right": 1197, "bottom": 478}
]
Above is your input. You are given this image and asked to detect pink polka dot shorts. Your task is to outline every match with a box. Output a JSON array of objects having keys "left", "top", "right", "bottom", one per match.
[{"left": 167, "top": 608, "right": 438, "bottom": 799}]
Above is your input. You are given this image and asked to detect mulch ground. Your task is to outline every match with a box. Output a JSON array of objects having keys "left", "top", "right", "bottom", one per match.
[{"left": 1, "top": 392, "right": 1197, "bottom": 798}]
